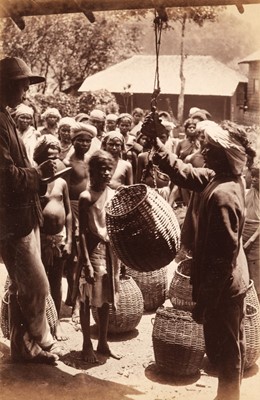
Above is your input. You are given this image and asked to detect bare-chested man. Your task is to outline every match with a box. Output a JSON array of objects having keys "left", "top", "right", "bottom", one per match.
[
  {"left": 33, "top": 134, "right": 72, "bottom": 341},
  {"left": 104, "top": 131, "right": 133, "bottom": 189},
  {"left": 63, "top": 122, "right": 97, "bottom": 320}
]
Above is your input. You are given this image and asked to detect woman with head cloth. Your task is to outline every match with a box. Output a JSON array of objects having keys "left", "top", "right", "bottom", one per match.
[
  {"left": 142, "top": 114, "right": 256, "bottom": 400},
  {"left": 105, "top": 113, "right": 118, "bottom": 133},
  {"left": 15, "top": 103, "right": 41, "bottom": 166},
  {"left": 40, "top": 107, "right": 61, "bottom": 138},
  {"left": 57, "top": 117, "right": 77, "bottom": 161}
]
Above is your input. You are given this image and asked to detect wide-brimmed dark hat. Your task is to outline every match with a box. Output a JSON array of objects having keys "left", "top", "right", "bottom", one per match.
[{"left": 0, "top": 57, "right": 45, "bottom": 85}]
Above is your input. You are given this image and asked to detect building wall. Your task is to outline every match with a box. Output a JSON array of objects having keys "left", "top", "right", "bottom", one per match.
[
  {"left": 114, "top": 93, "right": 231, "bottom": 123},
  {"left": 247, "top": 62, "right": 260, "bottom": 112}
]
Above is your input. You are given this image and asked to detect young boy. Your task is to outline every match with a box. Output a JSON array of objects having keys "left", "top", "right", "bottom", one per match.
[
  {"left": 63, "top": 122, "right": 97, "bottom": 319},
  {"left": 33, "top": 134, "right": 73, "bottom": 341},
  {"left": 78, "top": 150, "right": 121, "bottom": 363}
]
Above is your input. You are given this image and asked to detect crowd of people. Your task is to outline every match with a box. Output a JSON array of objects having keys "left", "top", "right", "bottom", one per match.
[{"left": 0, "top": 56, "right": 259, "bottom": 400}]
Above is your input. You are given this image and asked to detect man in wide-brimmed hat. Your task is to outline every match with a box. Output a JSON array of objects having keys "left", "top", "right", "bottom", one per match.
[{"left": 0, "top": 56, "right": 63, "bottom": 364}]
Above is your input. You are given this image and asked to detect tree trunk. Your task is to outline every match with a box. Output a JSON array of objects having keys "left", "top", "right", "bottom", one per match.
[{"left": 177, "top": 14, "right": 187, "bottom": 125}]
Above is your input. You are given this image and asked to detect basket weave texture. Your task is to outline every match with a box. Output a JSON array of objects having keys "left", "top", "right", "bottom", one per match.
[
  {"left": 244, "top": 279, "right": 260, "bottom": 369},
  {"left": 152, "top": 306, "right": 205, "bottom": 376},
  {"left": 92, "top": 275, "right": 144, "bottom": 333},
  {"left": 126, "top": 266, "right": 168, "bottom": 311},
  {"left": 246, "top": 280, "right": 260, "bottom": 314},
  {"left": 168, "top": 258, "right": 196, "bottom": 311},
  {"left": 105, "top": 184, "right": 180, "bottom": 272},
  {"left": 0, "top": 276, "right": 58, "bottom": 338}
]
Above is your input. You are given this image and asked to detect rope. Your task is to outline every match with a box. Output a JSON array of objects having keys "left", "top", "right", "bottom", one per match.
[
  {"left": 152, "top": 10, "right": 168, "bottom": 111},
  {"left": 140, "top": 9, "right": 168, "bottom": 190}
]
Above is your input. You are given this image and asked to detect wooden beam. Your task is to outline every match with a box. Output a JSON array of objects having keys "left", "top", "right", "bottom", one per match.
[{"left": 0, "top": 0, "right": 260, "bottom": 18}]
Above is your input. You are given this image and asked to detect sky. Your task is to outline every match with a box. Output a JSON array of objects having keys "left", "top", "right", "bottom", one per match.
[{"left": 227, "top": 3, "right": 260, "bottom": 32}]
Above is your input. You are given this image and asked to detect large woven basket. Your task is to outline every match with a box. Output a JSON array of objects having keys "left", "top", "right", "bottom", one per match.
[
  {"left": 168, "top": 258, "right": 196, "bottom": 312},
  {"left": 246, "top": 280, "right": 260, "bottom": 312},
  {"left": 105, "top": 184, "right": 180, "bottom": 272},
  {"left": 0, "top": 276, "right": 58, "bottom": 339},
  {"left": 92, "top": 275, "right": 144, "bottom": 334},
  {"left": 244, "top": 303, "right": 260, "bottom": 370},
  {"left": 152, "top": 306, "right": 205, "bottom": 376},
  {"left": 126, "top": 266, "right": 168, "bottom": 311}
]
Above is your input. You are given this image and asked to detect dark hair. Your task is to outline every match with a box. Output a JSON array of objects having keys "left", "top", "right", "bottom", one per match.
[
  {"left": 88, "top": 150, "right": 114, "bottom": 177},
  {"left": 184, "top": 118, "right": 196, "bottom": 131},
  {"left": 132, "top": 107, "right": 144, "bottom": 116}
]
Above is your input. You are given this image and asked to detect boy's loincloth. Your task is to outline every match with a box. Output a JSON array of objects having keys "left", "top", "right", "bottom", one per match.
[{"left": 79, "top": 241, "right": 119, "bottom": 308}]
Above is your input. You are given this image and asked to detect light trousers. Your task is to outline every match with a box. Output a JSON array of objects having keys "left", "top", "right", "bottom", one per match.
[{"left": 0, "top": 226, "right": 54, "bottom": 360}]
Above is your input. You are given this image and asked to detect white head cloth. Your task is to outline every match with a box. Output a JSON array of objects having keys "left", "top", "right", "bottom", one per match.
[{"left": 197, "top": 120, "right": 247, "bottom": 175}]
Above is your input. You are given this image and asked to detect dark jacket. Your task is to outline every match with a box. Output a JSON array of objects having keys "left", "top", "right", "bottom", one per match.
[
  {"left": 0, "top": 107, "right": 43, "bottom": 239},
  {"left": 155, "top": 147, "right": 249, "bottom": 308}
]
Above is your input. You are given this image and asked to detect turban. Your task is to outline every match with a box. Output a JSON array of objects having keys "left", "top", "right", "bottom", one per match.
[
  {"left": 15, "top": 104, "right": 34, "bottom": 117},
  {"left": 89, "top": 109, "right": 106, "bottom": 122},
  {"left": 75, "top": 113, "right": 90, "bottom": 123},
  {"left": 71, "top": 122, "right": 97, "bottom": 141},
  {"left": 161, "top": 119, "right": 176, "bottom": 130},
  {"left": 106, "top": 113, "right": 118, "bottom": 122},
  {"left": 191, "top": 109, "right": 212, "bottom": 121},
  {"left": 117, "top": 113, "right": 132, "bottom": 123},
  {"left": 41, "top": 107, "right": 61, "bottom": 120},
  {"left": 189, "top": 107, "right": 200, "bottom": 117},
  {"left": 58, "top": 117, "right": 77, "bottom": 128},
  {"left": 105, "top": 131, "right": 124, "bottom": 144},
  {"left": 201, "top": 121, "right": 247, "bottom": 175}
]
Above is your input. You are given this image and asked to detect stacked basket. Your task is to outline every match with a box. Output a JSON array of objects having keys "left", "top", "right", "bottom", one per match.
[
  {"left": 152, "top": 306, "right": 205, "bottom": 376},
  {"left": 126, "top": 266, "right": 168, "bottom": 312},
  {"left": 168, "top": 258, "right": 195, "bottom": 312},
  {"left": 152, "top": 258, "right": 205, "bottom": 376},
  {"left": 0, "top": 276, "right": 58, "bottom": 338},
  {"left": 168, "top": 259, "right": 260, "bottom": 371},
  {"left": 92, "top": 274, "right": 144, "bottom": 334}
]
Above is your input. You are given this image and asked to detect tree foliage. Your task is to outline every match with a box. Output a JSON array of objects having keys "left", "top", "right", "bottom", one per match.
[
  {"left": 25, "top": 89, "right": 119, "bottom": 124},
  {"left": 165, "top": 6, "right": 225, "bottom": 124},
  {"left": 0, "top": 12, "right": 143, "bottom": 93}
]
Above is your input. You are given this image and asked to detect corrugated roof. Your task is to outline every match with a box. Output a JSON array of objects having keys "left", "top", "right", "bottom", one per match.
[
  {"left": 239, "top": 50, "right": 260, "bottom": 64},
  {"left": 79, "top": 55, "right": 247, "bottom": 97}
]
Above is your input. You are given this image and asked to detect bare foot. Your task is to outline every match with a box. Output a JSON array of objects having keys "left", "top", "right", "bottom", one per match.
[
  {"left": 54, "top": 321, "right": 68, "bottom": 341},
  {"left": 71, "top": 304, "right": 80, "bottom": 325},
  {"left": 82, "top": 346, "right": 100, "bottom": 364},
  {"left": 96, "top": 344, "right": 122, "bottom": 360}
]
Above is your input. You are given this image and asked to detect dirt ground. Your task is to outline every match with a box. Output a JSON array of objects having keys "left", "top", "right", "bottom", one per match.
[{"left": 1, "top": 262, "right": 260, "bottom": 400}]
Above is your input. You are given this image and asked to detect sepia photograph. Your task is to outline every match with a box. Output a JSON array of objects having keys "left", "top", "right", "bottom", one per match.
[{"left": 0, "top": 1, "right": 260, "bottom": 399}]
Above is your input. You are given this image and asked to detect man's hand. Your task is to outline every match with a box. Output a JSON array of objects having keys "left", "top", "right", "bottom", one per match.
[
  {"left": 192, "top": 302, "right": 206, "bottom": 325},
  {"left": 141, "top": 111, "right": 167, "bottom": 140},
  {"left": 84, "top": 263, "right": 95, "bottom": 285},
  {"left": 37, "top": 160, "right": 57, "bottom": 179}
]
